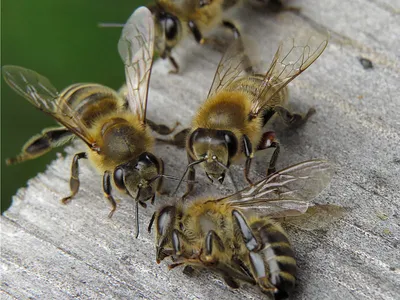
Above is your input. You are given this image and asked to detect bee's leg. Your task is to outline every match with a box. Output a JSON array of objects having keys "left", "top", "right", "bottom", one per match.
[
  {"left": 168, "top": 54, "right": 180, "bottom": 74},
  {"left": 183, "top": 154, "right": 196, "bottom": 199},
  {"left": 257, "top": 131, "right": 280, "bottom": 175},
  {"left": 242, "top": 135, "right": 254, "bottom": 185},
  {"left": 222, "top": 274, "right": 240, "bottom": 289},
  {"left": 188, "top": 20, "right": 206, "bottom": 44},
  {"left": 155, "top": 206, "right": 176, "bottom": 248},
  {"left": 221, "top": 20, "right": 240, "bottom": 39},
  {"left": 268, "top": 0, "right": 301, "bottom": 12},
  {"left": 148, "top": 212, "right": 156, "bottom": 233},
  {"left": 232, "top": 210, "right": 275, "bottom": 292},
  {"left": 156, "top": 128, "right": 190, "bottom": 149},
  {"left": 275, "top": 105, "right": 316, "bottom": 128},
  {"left": 232, "top": 256, "right": 254, "bottom": 279},
  {"left": 146, "top": 119, "right": 180, "bottom": 135},
  {"left": 248, "top": 252, "right": 277, "bottom": 297},
  {"left": 61, "top": 152, "right": 87, "bottom": 204},
  {"left": 171, "top": 230, "right": 196, "bottom": 276},
  {"left": 102, "top": 170, "right": 117, "bottom": 218},
  {"left": 182, "top": 265, "right": 195, "bottom": 276},
  {"left": 221, "top": 20, "right": 255, "bottom": 74},
  {"left": 6, "top": 127, "right": 73, "bottom": 165}
]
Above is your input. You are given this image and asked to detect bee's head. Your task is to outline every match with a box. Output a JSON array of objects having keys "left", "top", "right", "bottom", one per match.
[
  {"left": 113, "top": 152, "right": 162, "bottom": 202},
  {"left": 149, "top": 5, "right": 181, "bottom": 56},
  {"left": 188, "top": 128, "right": 238, "bottom": 184},
  {"left": 113, "top": 152, "right": 163, "bottom": 238}
]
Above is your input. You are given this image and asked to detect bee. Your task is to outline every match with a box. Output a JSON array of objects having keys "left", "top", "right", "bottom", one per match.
[
  {"left": 149, "top": 159, "right": 343, "bottom": 299},
  {"left": 2, "top": 7, "right": 178, "bottom": 237},
  {"left": 101, "top": 0, "right": 256, "bottom": 73},
  {"left": 148, "top": 0, "right": 243, "bottom": 73},
  {"left": 169, "top": 36, "right": 328, "bottom": 197}
]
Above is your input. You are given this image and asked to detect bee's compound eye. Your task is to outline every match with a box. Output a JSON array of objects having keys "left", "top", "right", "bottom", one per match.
[
  {"left": 165, "top": 16, "right": 178, "bottom": 40},
  {"left": 223, "top": 131, "right": 238, "bottom": 158},
  {"left": 138, "top": 152, "right": 160, "bottom": 170},
  {"left": 113, "top": 167, "right": 125, "bottom": 190}
]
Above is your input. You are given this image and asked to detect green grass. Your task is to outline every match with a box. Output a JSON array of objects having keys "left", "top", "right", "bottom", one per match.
[{"left": 1, "top": 0, "right": 147, "bottom": 212}]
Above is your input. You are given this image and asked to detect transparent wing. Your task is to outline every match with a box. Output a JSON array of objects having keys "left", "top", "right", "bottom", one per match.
[
  {"left": 207, "top": 38, "right": 251, "bottom": 98},
  {"left": 2, "top": 65, "right": 97, "bottom": 149},
  {"left": 118, "top": 6, "right": 155, "bottom": 123},
  {"left": 274, "top": 204, "right": 345, "bottom": 230},
  {"left": 250, "top": 36, "right": 328, "bottom": 116},
  {"left": 214, "top": 160, "right": 334, "bottom": 215}
]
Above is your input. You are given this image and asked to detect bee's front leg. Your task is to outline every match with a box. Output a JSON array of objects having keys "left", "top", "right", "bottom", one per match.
[
  {"left": 257, "top": 131, "right": 280, "bottom": 175},
  {"left": 188, "top": 20, "right": 206, "bottom": 44},
  {"left": 102, "top": 170, "right": 117, "bottom": 218},
  {"left": 243, "top": 134, "right": 254, "bottom": 185},
  {"left": 156, "top": 128, "right": 190, "bottom": 149}
]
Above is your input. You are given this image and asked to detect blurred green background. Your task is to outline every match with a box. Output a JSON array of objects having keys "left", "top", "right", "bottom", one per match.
[{"left": 1, "top": 0, "right": 147, "bottom": 212}]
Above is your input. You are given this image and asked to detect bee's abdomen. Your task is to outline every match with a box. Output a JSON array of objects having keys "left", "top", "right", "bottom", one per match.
[
  {"left": 58, "top": 84, "right": 123, "bottom": 128},
  {"left": 229, "top": 75, "right": 288, "bottom": 108},
  {"left": 252, "top": 220, "right": 296, "bottom": 299}
]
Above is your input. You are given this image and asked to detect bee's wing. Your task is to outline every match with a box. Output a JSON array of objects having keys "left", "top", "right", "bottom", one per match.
[
  {"left": 207, "top": 38, "right": 250, "bottom": 98},
  {"left": 249, "top": 36, "right": 328, "bottom": 116},
  {"left": 2, "top": 65, "right": 97, "bottom": 149},
  {"left": 215, "top": 160, "right": 334, "bottom": 215},
  {"left": 276, "top": 204, "right": 345, "bottom": 231},
  {"left": 118, "top": 6, "right": 154, "bottom": 123}
]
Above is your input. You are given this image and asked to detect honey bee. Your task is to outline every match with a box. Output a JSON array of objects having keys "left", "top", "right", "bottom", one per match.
[
  {"left": 148, "top": 0, "right": 243, "bottom": 73},
  {"left": 149, "top": 159, "right": 342, "bottom": 299},
  {"left": 102, "top": 0, "right": 262, "bottom": 73},
  {"left": 2, "top": 7, "right": 177, "bottom": 237},
  {"left": 169, "top": 36, "right": 328, "bottom": 197}
]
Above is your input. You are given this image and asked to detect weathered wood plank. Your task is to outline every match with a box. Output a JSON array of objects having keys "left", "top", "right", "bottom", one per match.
[{"left": 1, "top": 0, "right": 399, "bottom": 299}]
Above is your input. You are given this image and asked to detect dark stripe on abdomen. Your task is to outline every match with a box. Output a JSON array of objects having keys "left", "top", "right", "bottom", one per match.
[
  {"left": 252, "top": 220, "right": 296, "bottom": 298},
  {"left": 58, "top": 84, "right": 122, "bottom": 128}
]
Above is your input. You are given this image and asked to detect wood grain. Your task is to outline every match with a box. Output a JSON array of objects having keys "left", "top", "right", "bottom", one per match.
[{"left": 1, "top": 0, "right": 399, "bottom": 299}]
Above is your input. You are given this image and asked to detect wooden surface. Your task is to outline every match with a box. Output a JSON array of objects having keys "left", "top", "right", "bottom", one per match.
[{"left": 1, "top": 0, "right": 400, "bottom": 299}]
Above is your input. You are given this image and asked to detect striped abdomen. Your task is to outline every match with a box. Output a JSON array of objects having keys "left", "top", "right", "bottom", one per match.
[
  {"left": 57, "top": 83, "right": 124, "bottom": 128},
  {"left": 227, "top": 75, "right": 289, "bottom": 108},
  {"left": 251, "top": 219, "right": 296, "bottom": 299}
]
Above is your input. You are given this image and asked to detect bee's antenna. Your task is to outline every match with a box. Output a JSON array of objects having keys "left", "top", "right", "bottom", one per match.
[
  {"left": 98, "top": 23, "right": 125, "bottom": 28},
  {"left": 172, "top": 158, "right": 207, "bottom": 196}
]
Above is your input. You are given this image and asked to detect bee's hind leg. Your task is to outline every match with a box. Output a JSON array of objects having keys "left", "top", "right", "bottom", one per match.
[
  {"left": 275, "top": 105, "right": 316, "bottom": 128},
  {"left": 266, "top": 0, "right": 301, "bottom": 12},
  {"left": 61, "top": 152, "right": 87, "bottom": 204},
  {"left": 257, "top": 131, "right": 280, "bottom": 175},
  {"left": 6, "top": 127, "right": 73, "bottom": 165},
  {"left": 156, "top": 128, "right": 190, "bottom": 149},
  {"left": 147, "top": 119, "right": 181, "bottom": 135}
]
